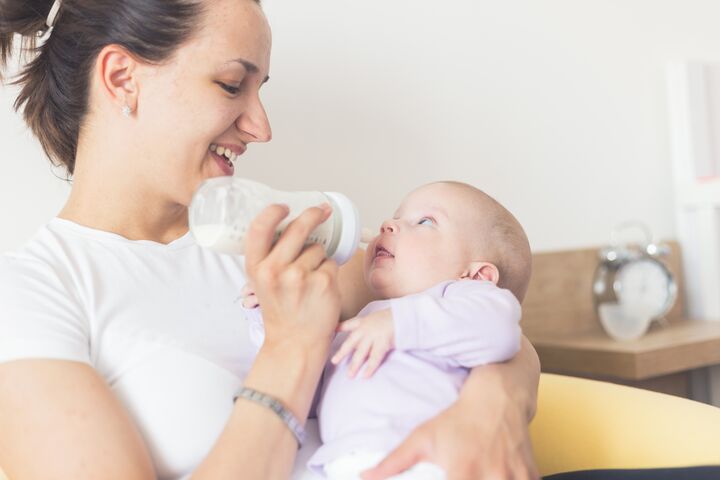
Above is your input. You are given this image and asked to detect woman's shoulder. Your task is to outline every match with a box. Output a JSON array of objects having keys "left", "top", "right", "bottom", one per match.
[
  {"left": 1, "top": 221, "right": 71, "bottom": 279},
  {"left": 0, "top": 219, "right": 92, "bottom": 290},
  {"left": 0, "top": 221, "right": 92, "bottom": 365}
]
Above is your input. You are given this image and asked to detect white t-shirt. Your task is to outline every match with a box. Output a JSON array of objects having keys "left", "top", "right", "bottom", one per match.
[{"left": 0, "top": 218, "right": 322, "bottom": 480}]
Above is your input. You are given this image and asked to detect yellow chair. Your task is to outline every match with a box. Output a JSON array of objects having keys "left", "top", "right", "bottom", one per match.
[
  {"left": 531, "top": 373, "right": 720, "bottom": 476},
  {"left": 1, "top": 373, "right": 719, "bottom": 479}
]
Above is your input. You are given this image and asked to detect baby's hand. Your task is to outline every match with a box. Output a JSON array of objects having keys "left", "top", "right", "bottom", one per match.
[
  {"left": 240, "top": 283, "right": 260, "bottom": 309},
  {"left": 331, "top": 308, "right": 395, "bottom": 379}
]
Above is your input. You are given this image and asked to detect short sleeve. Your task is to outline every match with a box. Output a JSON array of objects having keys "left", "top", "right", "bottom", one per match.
[{"left": 0, "top": 254, "right": 91, "bottom": 365}]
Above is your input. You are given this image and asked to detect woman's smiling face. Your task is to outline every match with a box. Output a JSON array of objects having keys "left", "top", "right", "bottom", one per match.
[{"left": 129, "top": 0, "right": 272, "bottom": 206}]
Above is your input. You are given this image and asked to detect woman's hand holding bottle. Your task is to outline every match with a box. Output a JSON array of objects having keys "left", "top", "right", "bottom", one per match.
[{"left": 244, "top": 203, "right": 342, "bottom": 351}]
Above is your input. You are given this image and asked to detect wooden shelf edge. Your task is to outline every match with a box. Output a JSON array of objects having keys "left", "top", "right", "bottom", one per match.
[{"left": 530, "top": 319, "right": 720, "bottom": 380}]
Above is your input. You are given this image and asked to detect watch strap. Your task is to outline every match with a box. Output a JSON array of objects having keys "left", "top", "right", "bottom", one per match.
[{"left": 233, "top": 386, "right": 306, "bottom": 448}]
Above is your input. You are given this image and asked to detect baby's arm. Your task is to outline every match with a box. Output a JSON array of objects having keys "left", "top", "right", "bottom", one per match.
[
  {"left": 331, "top": 280, "right": 521, "bottom": 377},
  {"left": 331, "top": 308, "right": 395, "bottom": 378},
  {"left": 391, "top": 280, "right": 522, "bottom": 367}
]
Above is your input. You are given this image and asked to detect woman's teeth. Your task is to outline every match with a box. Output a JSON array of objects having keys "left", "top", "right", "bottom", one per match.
[{"left": 209, "top": 144, "right": 237, "bottom": 166}]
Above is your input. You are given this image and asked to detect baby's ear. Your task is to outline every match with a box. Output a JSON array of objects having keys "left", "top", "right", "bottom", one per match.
[{"left": 461, "top": 262, "right": 500, "bottom": 285}]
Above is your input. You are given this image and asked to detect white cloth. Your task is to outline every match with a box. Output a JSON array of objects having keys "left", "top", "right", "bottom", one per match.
[
  {"left": 323, "top": 451, "right": 445, "bottom": 480},
  {"left": 290, "top": 423, "right": 445, "bottom": 480},
  {"left": 0, "top": 218, "right": 287, "bottom": 479}
]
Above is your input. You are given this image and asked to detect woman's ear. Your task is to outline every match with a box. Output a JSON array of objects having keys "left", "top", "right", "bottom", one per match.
[
  {"left": 461, "top": 262, "right": 500, "bottom": 285},
  {"left": 96, "top": 44, "right": 139, "bottom": 114}
]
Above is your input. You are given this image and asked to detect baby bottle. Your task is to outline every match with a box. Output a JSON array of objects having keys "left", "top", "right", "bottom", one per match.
[{"left": 189, "top": 177, "right": 361, "bottom": 265}]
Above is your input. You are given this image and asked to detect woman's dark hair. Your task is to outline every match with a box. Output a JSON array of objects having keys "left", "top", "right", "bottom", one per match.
[{"left": 0, "top": 0, "right": 206, "bottom": 175}]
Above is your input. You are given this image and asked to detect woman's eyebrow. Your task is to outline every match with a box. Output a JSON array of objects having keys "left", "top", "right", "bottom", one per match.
[{"left": 227, "top": 57, "right": 270, "bottom": 83}]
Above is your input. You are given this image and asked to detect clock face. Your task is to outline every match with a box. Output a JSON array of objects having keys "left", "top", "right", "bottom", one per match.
[{"left": 614, "top": 258, "right": 674, "bottom": 320}]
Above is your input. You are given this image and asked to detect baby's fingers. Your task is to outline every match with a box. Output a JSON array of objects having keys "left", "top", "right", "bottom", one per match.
[
  {"left": 240, "top": 283, "right": 255, "bottom": 297},
  {"left": 332, "top": 333, "right": 361, "bottom": 365},
  {"left": 337, "top": 318, "right": 361, "bottom": 333},
  {"left": 363, "top": 344, "right": 389, "bottom": 378},
  {"left": 242, "top": 294, "right": 259, "bottom": 309},
  {"left": 347, "top": 340, "right": 371, "bottom": 378}
]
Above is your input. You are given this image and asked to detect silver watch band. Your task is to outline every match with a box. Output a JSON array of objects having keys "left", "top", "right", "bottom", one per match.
[{"left": 234, "top": 386, "right": 306, "bottom": 448}]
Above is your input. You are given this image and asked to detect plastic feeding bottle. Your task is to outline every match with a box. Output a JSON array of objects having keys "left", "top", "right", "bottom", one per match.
[{"left": 189, "top": 177, "right": 362, "bottom": 265}]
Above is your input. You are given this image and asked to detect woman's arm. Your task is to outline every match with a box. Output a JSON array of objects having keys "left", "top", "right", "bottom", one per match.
[
  {"left": 194, "top": 339, "right": 331, "bottom": 480},
  {"left": 337, "top": 248, "right": 377, "bottom": 320},
  {"left": 194, "top": 203, "right": 342, "bottom": 480},
  {"left": 462, "top": 335, "right": 541, "bottom": 421},
  {"left": 0, "top": 360, "right": 156, "bottom": 480},
  {"left": 363, "top": 336, "right": 541, "bottom": 480},
  {"left": 0, "top": 206, "right": 341, "bottom": 480},
  {"left": 0, "top": 341, "right": 329, "bottom": 480}
]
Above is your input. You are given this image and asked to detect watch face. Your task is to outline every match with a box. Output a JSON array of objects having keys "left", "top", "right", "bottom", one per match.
[{"left": 614, "top": 258, "right": 674, "bottom": 320}]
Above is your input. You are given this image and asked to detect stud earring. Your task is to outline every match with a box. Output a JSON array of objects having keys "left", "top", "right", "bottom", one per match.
[{"left": 122, "top": 105, "right": 132, "bottom": 117}]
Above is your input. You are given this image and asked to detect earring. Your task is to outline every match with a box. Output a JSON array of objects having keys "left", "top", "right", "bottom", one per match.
[{"left": 122, "top": 105, "right": 132, "bottom": 117}]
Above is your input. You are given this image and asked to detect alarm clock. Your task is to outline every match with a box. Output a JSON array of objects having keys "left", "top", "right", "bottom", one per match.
[{"left": 592, "top": 222, "right": 678, "bottom": 341}]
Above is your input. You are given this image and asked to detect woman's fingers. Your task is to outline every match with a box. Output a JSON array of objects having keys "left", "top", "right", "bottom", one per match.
[
  {"left": 244, "top": 204, "right": 290, "bottom": 276},
  {"left": 265, "top": 204, "right": 332, "bottom": 267},
  {"left": 294, "top": 243, "right": 328, "bottom": 273}
]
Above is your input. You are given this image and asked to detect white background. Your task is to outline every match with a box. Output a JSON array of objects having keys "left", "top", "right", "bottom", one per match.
[{"left": 3, "top": 0, "right": 720, "bottom": 254}]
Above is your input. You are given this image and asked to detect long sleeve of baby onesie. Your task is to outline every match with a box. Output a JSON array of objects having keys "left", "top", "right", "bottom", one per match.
[{"left": 389, "top": 280, "right": 522, "bottom": 368}]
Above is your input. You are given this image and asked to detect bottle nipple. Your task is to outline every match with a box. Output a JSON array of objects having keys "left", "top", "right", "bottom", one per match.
[{"left": 361, "top": 228, "right": 375, "bottom": 244}]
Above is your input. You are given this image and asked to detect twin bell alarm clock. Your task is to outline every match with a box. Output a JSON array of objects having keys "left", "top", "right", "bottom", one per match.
[{"left": 592, "top": 222, "right": 678, "bottom": 341}]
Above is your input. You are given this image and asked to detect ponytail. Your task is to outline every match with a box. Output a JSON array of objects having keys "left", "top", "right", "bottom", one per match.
[{"left": 0, "top": 1, "right": 55, "bottom": 73}]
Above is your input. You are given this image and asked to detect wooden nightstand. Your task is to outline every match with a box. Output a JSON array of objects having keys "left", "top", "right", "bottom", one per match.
[{"left": 522, "top": 242, "right": 720, "bottom": 399}]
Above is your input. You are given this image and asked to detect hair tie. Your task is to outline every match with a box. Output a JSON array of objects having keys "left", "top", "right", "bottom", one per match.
[{"left": 46, "top": 0, "right": 62, "bottom": 29}]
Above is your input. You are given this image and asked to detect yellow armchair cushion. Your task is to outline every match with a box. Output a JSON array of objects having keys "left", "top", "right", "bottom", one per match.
[{"left": 531, "top": 373, "right": 720, "bottom": 477}]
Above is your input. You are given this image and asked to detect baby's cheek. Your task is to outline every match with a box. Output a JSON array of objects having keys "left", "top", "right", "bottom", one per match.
[{"left": 366, "top": 269, "right": 394, "bottom": 296}]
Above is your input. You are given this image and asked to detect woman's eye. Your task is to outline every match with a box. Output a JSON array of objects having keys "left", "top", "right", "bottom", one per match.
[
  {"left": 217, "top": 82, "right": 241, "bottom": 95},
  {"left": 418, "top": 217, "right": 434, "bottom": 226}
]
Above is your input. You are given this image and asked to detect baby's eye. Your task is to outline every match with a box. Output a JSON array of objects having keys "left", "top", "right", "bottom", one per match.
[{"left": 418, "top": 217, "right": 435, "bottom": 226}]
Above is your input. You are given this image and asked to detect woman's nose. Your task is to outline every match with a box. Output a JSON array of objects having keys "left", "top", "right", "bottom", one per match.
[
  {"left": 236, "top": 95, "right": 272, "bottom": 143},
  {"left": 380, "top": 220, "right": 397, "bottom": 234}
]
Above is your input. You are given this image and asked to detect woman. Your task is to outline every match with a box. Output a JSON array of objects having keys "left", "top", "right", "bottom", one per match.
[{"left": 0, "top": 0, "right": 540, "bottom": 479}]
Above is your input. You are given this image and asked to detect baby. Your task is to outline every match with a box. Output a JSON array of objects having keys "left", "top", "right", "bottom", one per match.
[{"left": 244, "top": 181, "right": 532, "bottom": 479}]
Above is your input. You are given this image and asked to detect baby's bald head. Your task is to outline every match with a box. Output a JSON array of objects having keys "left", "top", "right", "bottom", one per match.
[
  {"left": 365, "top": 181, "right": 532, "bottom": 301},
  {"left": 427, "top": 181, "right": 532, "bottom": 302}
]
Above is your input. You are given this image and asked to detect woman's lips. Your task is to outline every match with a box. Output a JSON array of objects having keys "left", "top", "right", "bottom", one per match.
[{"left": 211, "top": 151, "right": 234, "bottom": 176}]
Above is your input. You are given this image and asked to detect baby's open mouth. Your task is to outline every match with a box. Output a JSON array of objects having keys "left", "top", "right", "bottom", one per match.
[{"left": 375, "top": 245, "right": 394, "bottom": 258}]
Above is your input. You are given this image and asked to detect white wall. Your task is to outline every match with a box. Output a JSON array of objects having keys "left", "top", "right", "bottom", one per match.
[{"left": 4, "top": 0, "right": 720, "bottom": 253}]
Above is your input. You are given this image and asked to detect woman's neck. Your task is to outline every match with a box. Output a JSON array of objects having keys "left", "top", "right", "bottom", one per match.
[{"left": 59, "top": 157, "right": 189, "bottom": 245}]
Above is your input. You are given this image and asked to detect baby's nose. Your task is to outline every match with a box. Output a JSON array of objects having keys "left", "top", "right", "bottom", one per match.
[{"left": 380, "top": 220, "right": 397, "bottom": 234}]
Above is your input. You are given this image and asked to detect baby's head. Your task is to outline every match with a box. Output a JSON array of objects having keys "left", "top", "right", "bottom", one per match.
[{"left": 364, "top": 181, "right": 531, "bottom": 302}]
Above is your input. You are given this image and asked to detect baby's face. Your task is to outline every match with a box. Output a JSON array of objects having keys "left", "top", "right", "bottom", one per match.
[{"left": 364, "top": 183, "right": 479, "bottom": 299}]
